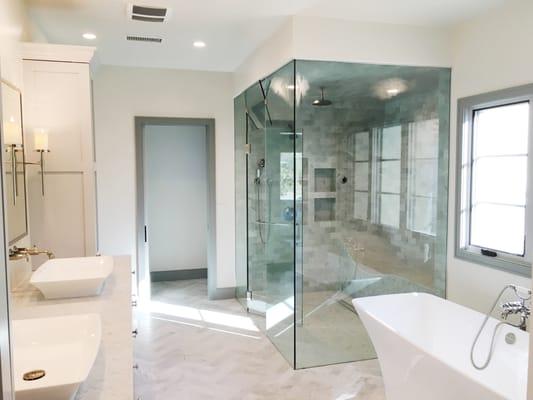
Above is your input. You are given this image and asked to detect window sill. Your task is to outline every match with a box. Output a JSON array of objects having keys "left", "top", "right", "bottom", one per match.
[{"left": 455, "top": 248, "right": 531, "bottom": 277}]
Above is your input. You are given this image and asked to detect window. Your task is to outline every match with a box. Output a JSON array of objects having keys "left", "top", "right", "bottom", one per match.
[
  {"left": 374, "top": 125, "right": 402, "bottom": 228},
  {"left": 280, "top": 152, "right": 302, "bottom": 201},
  {"left": 407, "top": 119, "right": 439, "bottom": 235},
  {"left": 456, "top": 85, "right": 533, "bottom": 275},
  {"left": 353, "top": 131, "right": 370, "bottom": 220}
]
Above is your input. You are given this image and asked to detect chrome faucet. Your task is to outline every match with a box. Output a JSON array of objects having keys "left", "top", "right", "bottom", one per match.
[
  {"left": 9, "top": 246, "right": 55, "bottom": 262},
  {"left": 501, "top": 298, "right": 530, "bottom": 331}
]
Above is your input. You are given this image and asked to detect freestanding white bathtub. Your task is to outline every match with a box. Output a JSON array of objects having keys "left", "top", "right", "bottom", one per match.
[{"left": 353, "top": 293, "right": 529, "bottom": 400}]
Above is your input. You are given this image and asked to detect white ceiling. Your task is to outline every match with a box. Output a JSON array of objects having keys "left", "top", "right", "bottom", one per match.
[{"left": 27, "top": 0, "right": 505, "bottom": 72}]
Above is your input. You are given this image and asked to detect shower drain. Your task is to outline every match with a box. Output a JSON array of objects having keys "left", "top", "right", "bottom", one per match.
[{"left": 23, "top": 370, "right": 46, "bottom": 381}]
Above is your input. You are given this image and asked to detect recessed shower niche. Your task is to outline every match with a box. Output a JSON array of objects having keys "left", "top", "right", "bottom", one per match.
[
  {"left": 314, "top": 168, "right": 336, "bottom": 193},
  {"left": 234, "top": 59, "right": 450, "bottom": 369},
  {"left": 314, "top": 197, "right": 336, "bottom": 222}
]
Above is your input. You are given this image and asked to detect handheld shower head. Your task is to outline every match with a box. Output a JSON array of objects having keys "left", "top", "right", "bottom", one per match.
[{"left": 255, "top": 158, "right": 266, "bottom": 183}]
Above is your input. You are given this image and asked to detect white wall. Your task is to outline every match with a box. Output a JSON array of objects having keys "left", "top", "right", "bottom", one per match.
[
  {"left": 233, "top": 16, "right": 452, "bottom": 95},
  {"left": 144, "top": 124, "right": 208, "bottom": 272},
  {"left": 447, "top": 0, "right": 532, "bottom": 312},
  {"left": 293, "top": 16, "right": 452, "bottom": 68},
  {"left": 233, "top": 19, "right": 295, "bottom": 96},
  {"left": 93, "top": 66, "right": 235, "bottom": 289}
]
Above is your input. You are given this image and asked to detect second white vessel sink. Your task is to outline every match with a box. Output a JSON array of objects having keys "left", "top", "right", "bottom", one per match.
[
  {"left": 30, "top": 256, "right": 114, "bottom": 299},
  {"left": 13, "top": 313, "right": 102, "bottom": 400}
]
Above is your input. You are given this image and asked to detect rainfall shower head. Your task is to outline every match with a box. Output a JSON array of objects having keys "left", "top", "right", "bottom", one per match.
[{"left": 312, "top": 87, "right": 332, "bottom": 107}]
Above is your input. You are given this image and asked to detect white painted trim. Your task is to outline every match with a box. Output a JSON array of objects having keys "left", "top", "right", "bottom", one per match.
[{"left": 21, "top": 42, "right": 96, "bottom": 65}]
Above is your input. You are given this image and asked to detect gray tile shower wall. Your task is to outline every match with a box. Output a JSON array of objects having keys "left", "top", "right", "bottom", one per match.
[{"left": 295, "top": 61, "right": 450, "bottom": 297}]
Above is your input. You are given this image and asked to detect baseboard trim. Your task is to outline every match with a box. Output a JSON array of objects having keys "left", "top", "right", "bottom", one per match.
[
  {"left": 209, "top": 286, "right": 235, "bottom": 300},
  {"left": 151, "top": 268, "right": 207, "bottom": 282}
]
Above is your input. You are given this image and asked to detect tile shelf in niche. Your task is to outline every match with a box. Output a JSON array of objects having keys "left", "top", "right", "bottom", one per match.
[
  {"left": 314, "top": 167, "right": 336, "bottom": 193},
  {"left": 312, "top": 192, "right": 337, "bottom": 199},
  {"left": 314, "top": 197, "right": 336, "bottom": 222}
]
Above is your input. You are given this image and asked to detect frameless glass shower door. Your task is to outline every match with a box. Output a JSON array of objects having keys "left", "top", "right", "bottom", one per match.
[{"left": 236, "top": 63, "right": 297, "bottom": 365}]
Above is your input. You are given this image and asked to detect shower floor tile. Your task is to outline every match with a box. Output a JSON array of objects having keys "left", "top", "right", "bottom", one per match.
[{"left": 134, "top": 279, "right": 385, "bottom": 400}]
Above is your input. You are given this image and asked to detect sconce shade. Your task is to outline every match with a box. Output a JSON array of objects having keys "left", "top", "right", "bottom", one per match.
[
  {"left": 34, "top": 128, "right": 49, "bottom": 151},
  {"left": 3, "top": 116, "right": 21, "bottom": 145}
]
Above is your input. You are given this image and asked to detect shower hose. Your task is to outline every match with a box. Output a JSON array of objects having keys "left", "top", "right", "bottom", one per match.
[
  {"left": 470, "top": 284, "right": 530, "bottom": 370},
  {"left": 255, "top": 178, "right": 271, "bottom": 244}
]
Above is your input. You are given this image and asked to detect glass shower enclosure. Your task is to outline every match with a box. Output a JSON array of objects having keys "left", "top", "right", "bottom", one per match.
[{"left": 235, "top": 60, "right": 451, "bottom": 369}]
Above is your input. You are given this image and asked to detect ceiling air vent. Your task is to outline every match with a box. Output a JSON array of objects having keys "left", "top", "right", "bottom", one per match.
[
  {"left": 128, "top": 4, "right": 170, "bottom": 23},
  {"left": 126, "top": 35, "right": 163, "bottom": 43}
]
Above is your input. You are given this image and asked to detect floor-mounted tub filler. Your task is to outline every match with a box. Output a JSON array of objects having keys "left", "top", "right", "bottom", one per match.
[{"left": 353, "top": 293, "right": 528, "bottom": 400}]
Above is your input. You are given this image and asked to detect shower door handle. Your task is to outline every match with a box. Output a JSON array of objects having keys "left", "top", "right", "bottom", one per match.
[{"left": 144, "top": 225, "right": 147, "bottom": 243}]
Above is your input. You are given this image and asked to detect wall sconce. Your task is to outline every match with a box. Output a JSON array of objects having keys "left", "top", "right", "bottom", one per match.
[
  {"left": 25, "top": 128, "right": 51, "bottom": 196},
  {"left": 3, "top": 116, "right": 23, "bottom": 205}
]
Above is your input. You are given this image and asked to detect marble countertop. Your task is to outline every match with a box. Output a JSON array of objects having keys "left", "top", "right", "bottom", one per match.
[{"left": 11, "top": 255, "right": 134, "bottom": 400}]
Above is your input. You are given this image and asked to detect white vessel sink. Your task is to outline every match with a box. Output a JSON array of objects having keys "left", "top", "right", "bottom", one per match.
[
  {"left": 13, "top": 314, "right": 102, "bottom": 400},
  {"left": 30, "top": 256, "right": 114, "bottom": 299}
]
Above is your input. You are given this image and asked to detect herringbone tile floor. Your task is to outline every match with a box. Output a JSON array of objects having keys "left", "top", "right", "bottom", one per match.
[{"left": 134, "top": 280, "right": 385, "bottom": 400}]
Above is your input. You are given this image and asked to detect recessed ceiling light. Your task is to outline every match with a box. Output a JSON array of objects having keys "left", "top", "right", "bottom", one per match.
[
  {"left": 193, "top": 41, "right": 206, "bottom": 48},
  {"left": 386, "top": 88, "right": 400, "bottom": 96},
  {"left": 83, "top": 32, "right": 96, "bottom": 40}
]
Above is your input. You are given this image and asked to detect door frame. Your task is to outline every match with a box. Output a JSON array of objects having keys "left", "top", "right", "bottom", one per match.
[{"left": 134, "top": 117, "right": 217, "bottom": 301}]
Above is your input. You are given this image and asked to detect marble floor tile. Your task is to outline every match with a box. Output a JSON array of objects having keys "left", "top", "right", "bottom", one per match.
[{"left": 134, "top": 279, "right": 385, "bottom": 400}]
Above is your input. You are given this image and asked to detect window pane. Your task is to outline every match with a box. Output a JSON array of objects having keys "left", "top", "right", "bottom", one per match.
[
  {"left": 354, "top": 131, "right": 370, "bottom": 161},
  {"left": 380, "top": 160, "right": 401, "bottom": 193},
  {"left": 409, "top": 196, "right": 436, "bottom": 235},
  {"left": 280, "top": 152, "right": 302, "bottom": 200},
  {"left": 354, "top": 162, "right": 369, "bottom": 191},
  {"left": 354, "top": 192, "right": 368, "bottom": 220},
  {"left": 412, "top": 119, "right": 439, "bottom": 159},
  {"left": 471, "top": 203, "right": 525, "bottom": 255},
  {"left": 379, "top": 193, "right": 400, "bottom": 228},
  {"left": 472, "top": 156, "right": 527, "bottom": 206},
  {"left": 412, "top": 159, "right": 438, "bottom": 196},
  {"left": 381, "top": 125, "right": 402, "bottom": 159},
  {"left": 473, "top": 102, "right": 529, "bottom": 157}
]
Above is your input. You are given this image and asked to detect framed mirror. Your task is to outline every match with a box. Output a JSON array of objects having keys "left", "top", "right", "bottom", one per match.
[{"left": 1, "top": 80, "right": 28, "bottom": 244}]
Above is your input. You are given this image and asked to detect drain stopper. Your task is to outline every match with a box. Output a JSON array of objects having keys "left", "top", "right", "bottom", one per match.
[{"left": 23, "top": 370, "right": 46, "bottom": 381}]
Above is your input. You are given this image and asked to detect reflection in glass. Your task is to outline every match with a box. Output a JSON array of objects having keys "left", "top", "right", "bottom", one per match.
[{"left": 407, "top": 119, "right": 439, "bottom": 235}]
